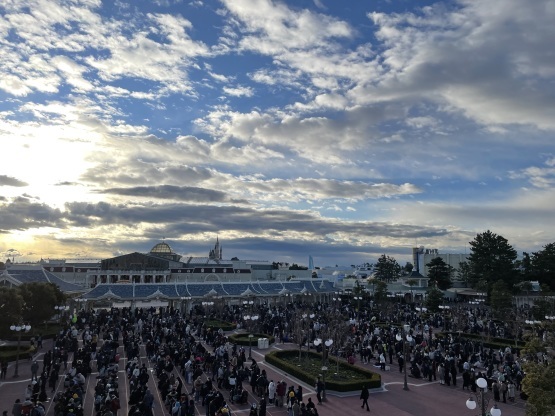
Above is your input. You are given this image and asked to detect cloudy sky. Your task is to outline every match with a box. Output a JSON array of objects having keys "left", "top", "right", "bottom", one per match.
[{"left": 1, "top": 0, "right": 554, "bottom": 267}]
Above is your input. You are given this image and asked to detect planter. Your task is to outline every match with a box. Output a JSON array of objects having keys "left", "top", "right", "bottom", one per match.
[{"left": 265, "top": 350, "right": 381, "bottom": 391}]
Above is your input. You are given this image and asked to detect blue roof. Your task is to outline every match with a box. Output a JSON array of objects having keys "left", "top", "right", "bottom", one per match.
[
  {"left": 6, "top": 267, "right": 85, "bottom": 293},
  {"left": 82, "top": 280, "right": 335, "bottom": 300}
]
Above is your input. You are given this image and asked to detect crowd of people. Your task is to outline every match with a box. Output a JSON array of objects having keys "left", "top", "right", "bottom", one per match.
[{"left": 7, "top": 292, "right": 543, "bottom": 416}]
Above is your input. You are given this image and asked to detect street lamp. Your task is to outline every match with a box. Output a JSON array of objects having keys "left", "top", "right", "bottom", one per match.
[
  {"left": 248, "top": 334, "right": 254, "bottom": 359},
  {"left": 439, "top": 305, "right": 450, "bottom": 331},
  {"left": 395, "top": 324, "right": 412, "bottom": 391},
  {"left": 466, "top": 377, "right": 501, "bottom": 416},
  {"left": 353, "top": 295, "right": 362, "bottom": 316},
  {"left": 54, "top": 305, "right": 69, "bottom": 325},
  {"left": 10, "top": 323, "right": 31, "bottom": 377},
  {"left": 314, "top": 337, "right": 333, "bottom": 401}
]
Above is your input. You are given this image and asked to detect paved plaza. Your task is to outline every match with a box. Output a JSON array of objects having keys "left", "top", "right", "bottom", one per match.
[{"left": 0, "top": 332, "right": 526, "bottom": 416}]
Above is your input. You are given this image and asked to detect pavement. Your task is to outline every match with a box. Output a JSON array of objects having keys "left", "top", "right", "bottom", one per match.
[{"left": 0, "top": 334, "right": 527, "bottom": 416}]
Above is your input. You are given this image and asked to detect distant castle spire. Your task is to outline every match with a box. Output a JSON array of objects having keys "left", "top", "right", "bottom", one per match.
[{"left": 208, "top": 237, "right": 222, "bottom": 261}]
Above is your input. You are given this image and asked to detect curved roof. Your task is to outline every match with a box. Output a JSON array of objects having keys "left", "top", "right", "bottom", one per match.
[
  {"left": 2, "top": 265, "right": 85, "bottom": 294},
  {"left": 150, "top": 242, "right": 174, "bottom": 255}
]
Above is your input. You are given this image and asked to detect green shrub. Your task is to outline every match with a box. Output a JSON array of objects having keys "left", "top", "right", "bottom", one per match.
[
  {"left": 0, "top": 345, "right": 34, "bottom": 362},
  {"left": 265, "top": 350, "right": 381, "bottom": 391},
  {"left": 1, "top": 325, "right": 62, "bottom": 342},
  {"left": 205, "top": 320, "right": 235, "bottom": 332},
  {"left": 228, "top": 333, "right": 275, "bottom": 346}
]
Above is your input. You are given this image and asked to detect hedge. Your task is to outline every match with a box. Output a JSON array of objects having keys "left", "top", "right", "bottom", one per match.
[
  {"left": 0, "top": 345, "right": 35, "bottom": 362},
  {"left": 1, "top": 324, "right": 62, "bottom": 342},
  {"left": 265, "top": 350, "right": 381, "bottom": 392},
  {"left": 228, "top": 333, "right": 275, "bottom": 346}
]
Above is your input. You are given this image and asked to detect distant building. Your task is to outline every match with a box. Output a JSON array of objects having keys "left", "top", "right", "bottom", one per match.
[
  {"left": 416, "top": 248, "right": 469, "bottom": 281},
  {"left": 0, "top": 264, "right": 85, "bottom": 294},
  {"left": 48, "top": 240, "right": 313, "bottom": 288}
]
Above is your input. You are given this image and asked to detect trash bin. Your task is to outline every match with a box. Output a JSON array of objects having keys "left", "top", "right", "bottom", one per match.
[
  {"left": 258, "top": 338, "right": 265, "bottom": 348},
  {"left": 262, "top": 338, "right": 269, "bottom": 349}
]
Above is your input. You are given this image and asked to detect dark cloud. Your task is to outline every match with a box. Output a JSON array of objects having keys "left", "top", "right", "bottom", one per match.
[
  {"left": 64, "top": 200, "right": 448, "bottom": 241},
  {"left": 0, "top": 175, "right": 28, "bottom": 187},
  {"left": 0, "top": 197, "right": 65, "bottom": 230},
  {"left": 98, "top": 185, "right": 246, "bottom": 203},
  {"left": 55, "top": 181, "right": 80, "bottom": 186}
]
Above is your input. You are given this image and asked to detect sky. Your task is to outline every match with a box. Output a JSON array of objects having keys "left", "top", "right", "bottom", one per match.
[{"left": 1, "top": 0, "right": 554, "bottom": 268}]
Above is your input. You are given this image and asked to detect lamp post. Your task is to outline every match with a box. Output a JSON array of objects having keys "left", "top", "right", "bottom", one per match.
[
  {"left": 439, "top": 304, "right": 450, "bottom": 331},
  {"left": 466, "top": 377, "right": 501, "bottom": 416},
  {"left": 314, "top": 337, "right": 333, "bottom": 401},
  {"left": 248, "top": 334, "right": 254, "bottom": 359},
  {"left": 10, "top": 323, "right": 31, "bottom": 377},
  {"left": 321, "top": 366, "right": 328, "bottom": 402},
  {"left": 54, "top": 305, "right": 69, "bottom": 325},
  {"left": 395, "top": 324, "right": 412, "bottom": 391},
  {"left": 353, "top": 296, "right": 362, "bottom": 318}
]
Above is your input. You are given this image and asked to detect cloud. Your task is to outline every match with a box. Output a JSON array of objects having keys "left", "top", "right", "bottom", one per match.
[
  {"left": 0, "top": 175, "right": 28, "bottom": 187},
  {"left": 509, "top": 157, "right": 555, "bottom": 189},
  {"left": 223, "top": 85, "right": 255, "bottom": 97},
  {"left": 366, "top": 0, "right": 555, "bottom": 130},
  {"left": 99, "top": 185, "right": 245, "bottom": 203},
  {"left": 0, "top": 197, "right": 65, "bottom": 231}
]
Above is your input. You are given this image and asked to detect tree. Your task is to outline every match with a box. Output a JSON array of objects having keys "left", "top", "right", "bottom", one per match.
[
  {"left": 467, "top": 230, "right": 518, "bottom": 293},
  {"left": 530, "top": 297, "right": 554, "bottom": 320},
  {"left": 373, "top": 280, "right": 388, "bottom": 303},
  {"left": 0, "top": 287, "right": 24, "bottom": 337},
  {"left": 425, "top": 287, "right": 444, "bottom": 312},
  {"left": 489, "top": 280, "right": 513, "bottom": 319},
  {"left": 530, "top": 243, "right": 555, "bottom": 291},
  {"left": 402, "top": 262, "right": 413, "bottom": 276},
  {"left": 289, "top": 264, "right": 308, "bottom": 270},
  {"left": 18, "top": 282, "right": 66, "bottom": 327},
  {"left": 426, "top": 257, "right": 454, "bottom": 290},
  {"left": 457, "top": 261, "right": 472, "bottom": 285},
  {"left": 521, "top": 333, "right": 555, "bottom": 416},
  {"left": 374, "top": 254, "right": 401, "bottom": 282}
]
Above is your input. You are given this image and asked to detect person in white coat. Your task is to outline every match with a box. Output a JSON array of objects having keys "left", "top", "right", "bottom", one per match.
[{"left": 268, "top": 380, "right": 276, "bottom": 405}]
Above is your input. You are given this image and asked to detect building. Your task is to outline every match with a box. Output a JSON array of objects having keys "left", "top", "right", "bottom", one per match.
[
  {"left": 416, "top": 248, "right": 469, "bottom": 281},
  {"left": 0, "top": 263, "right": 85, "bottom": 295}
]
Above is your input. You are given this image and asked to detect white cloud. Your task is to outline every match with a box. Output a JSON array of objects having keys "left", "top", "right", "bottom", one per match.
[{"left": 223, "top": 85, "right": 254, "bottom": 97}]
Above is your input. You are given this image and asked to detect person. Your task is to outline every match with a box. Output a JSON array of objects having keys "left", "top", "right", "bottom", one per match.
[
  {"left": 379, "top": 353, "right": 386, "bottom": 371},
  {"left": 11, "top": 400, "right": 22, "bottom": 416},
  {"left": 315, "top": 377, "right": 324, "bottom": 405},
  {"left": 1, "top": 360, "right": 7, "bottom": 379},
  {"left": 31, "top": 361, "right": 39, "bottom": 381},
  {"left": 258, "top": 397, "right": 267, "bottom": 416},
  {"left": 360, "top": 385, "right": 370, "bottom": 411},
  {"left": 268, "top": 380, "right": 276, "bottom": 405},
  {"left": 507, "top": 380, "right": 516, "bottom": 402}
]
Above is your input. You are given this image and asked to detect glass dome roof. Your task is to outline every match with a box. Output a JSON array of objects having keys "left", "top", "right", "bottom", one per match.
[{"left": 150, "top": 242, "right": 173, "bottom": 254}]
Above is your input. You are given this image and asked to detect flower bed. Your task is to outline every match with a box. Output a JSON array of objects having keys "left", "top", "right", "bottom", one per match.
[{"left": 265, "top": 350, "right": 381, "bottom": 391}]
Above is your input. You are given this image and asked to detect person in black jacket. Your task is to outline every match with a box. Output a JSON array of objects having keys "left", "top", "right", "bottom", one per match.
[{"left": 360, "top": 385, "right": 370, "bottom": 411}]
